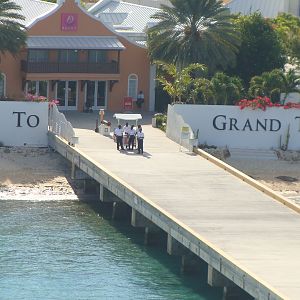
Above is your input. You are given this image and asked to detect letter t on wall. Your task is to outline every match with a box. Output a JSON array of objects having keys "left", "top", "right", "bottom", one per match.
[{"left": 12, "top": 112, "right": 26, "bottom": 127}]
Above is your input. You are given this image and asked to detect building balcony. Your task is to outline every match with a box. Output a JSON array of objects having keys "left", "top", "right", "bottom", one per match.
[{"left": 21, "top": 60, "right": 119, "bottom": 74}]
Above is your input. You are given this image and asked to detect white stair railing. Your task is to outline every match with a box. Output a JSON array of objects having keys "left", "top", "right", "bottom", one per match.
[{"left": 49, "top": 105, "right": 78, "bottom": 146}]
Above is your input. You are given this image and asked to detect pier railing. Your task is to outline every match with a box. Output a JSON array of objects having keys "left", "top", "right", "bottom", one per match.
[{"left": 48, "top": 105, "right": 78, "bottom": 146}]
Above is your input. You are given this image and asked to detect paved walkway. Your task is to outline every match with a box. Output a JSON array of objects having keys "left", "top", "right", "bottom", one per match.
[{"left": 65, "top": 112, "right": 300, "bottom": 300}]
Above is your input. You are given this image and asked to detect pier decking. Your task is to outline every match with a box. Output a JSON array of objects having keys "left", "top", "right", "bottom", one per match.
[{"left": 50, "top": 113, "right": 300, "bottom": 300}]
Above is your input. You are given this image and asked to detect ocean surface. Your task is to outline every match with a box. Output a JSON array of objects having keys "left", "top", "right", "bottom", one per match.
[{"left": 0, "top": 200, "right": 222, "bottom": 300}]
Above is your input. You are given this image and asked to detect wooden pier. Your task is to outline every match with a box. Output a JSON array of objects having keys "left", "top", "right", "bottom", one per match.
[{"left": 49, "top": 119, "right": 300, "bottom": 300}]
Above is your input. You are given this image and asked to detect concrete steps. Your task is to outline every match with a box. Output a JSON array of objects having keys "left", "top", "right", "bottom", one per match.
[{"left": 228, "top": 148, "right": 278, "bottom": 160}]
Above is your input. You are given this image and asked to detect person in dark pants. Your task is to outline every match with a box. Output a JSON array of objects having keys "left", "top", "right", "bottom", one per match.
[
  {"left": 128, "top": 125, "right": 136, "bottom": 150},
  {"left": 114, "top": 125, "right": 124, "bottom": 150},
  {"left": 136, "top": 91, "right": 144, "bottom": 109},
  {"left": 137, "top": 127, "right": 144, "bottom": 154}
]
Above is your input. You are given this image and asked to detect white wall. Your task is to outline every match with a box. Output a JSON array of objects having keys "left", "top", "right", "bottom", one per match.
[
  {"left": 166, "top": 104, "right": 300, "bottom": 150},
  {"left": 166, "top": 105, "right": 195, "bottom": 150},
  {"left": 0, "top": 102, "right": 48, "bottom": 147}
]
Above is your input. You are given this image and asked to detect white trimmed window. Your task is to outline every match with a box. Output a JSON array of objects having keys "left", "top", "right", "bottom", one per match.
[
  {"left": 128, "top": 74, "right": 138, "bottom": 99},
  {"left": 26, "top": 81, "right": 48, "bottom": 97},
  {"left": 0, "top": 73, "right": 6, "bottom": 98}
]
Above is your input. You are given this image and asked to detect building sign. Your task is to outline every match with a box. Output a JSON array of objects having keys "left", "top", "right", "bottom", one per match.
[
  {"left": 0, "top": 102, "right": 48, "bottom": 147},
  {"left": 123, "top": 97, "right": 133, "bottom": 111},
  {"left": 61, "top": 13, "right": 78, "bottom": 31},
  {"left": 167, "top": 104, "right": 300, "bottom": 150},
  {"left": 212, "top": 115, "right": 283, "bottom": 132}
]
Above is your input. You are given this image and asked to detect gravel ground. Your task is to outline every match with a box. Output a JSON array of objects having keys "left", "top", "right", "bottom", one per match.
[{"left": 226, "top": 157, "right": 300, "bottom": 205}]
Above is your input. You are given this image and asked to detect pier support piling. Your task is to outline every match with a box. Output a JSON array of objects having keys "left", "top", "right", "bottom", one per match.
[
  {"left": 207, "top": 265, "right": 234, "bottom": 288},
  {"left": 167, "top": 234, "right": 186, "bottom": 256},
  {"left": 71, "top": 161, "right": 76, "bottom": 180},
  {"left": 71, "top": 163, "right": 90, "bottom": 180},
  {"left": 100, "top": 184, "right": 122, "bottom": 203},
  {"left": 181, "top": 253, "right": 205, "bottom": 274},
  {"left": 207, "top": 265, "right": 250, "bottom": 300},
  {"left": 131, "top": 208, "right": 153, "bottom": 228},
  {"left": 83, "top": 179, "right": 99, "bottom": 195},
  {"left": 111, "top": 201, "right": 130, "bottom": 221},
  {"left": 99, "top": 183, "right": 104, "bottom": 201},
  {"left": 221, "top": 286, "right": 250, "bottom": 300},
  {"left": 144, "top": 226, "right": 162, "bottom": 246}
]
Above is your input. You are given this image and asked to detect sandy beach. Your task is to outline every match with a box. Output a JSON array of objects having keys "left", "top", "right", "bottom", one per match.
[
  {"left": 0, "top": 147, "right": 299, "bottom": 204},
  {"left": 0, "top": 147, "right": 78, "bottom": 200}
]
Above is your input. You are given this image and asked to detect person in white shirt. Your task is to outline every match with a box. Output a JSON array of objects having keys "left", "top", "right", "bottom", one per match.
[
  {"left": 123, "top": 122, "right": 130, "bottom": 135},
  {"left": 123, "top": 122, "right": 130, "bottom": 148},
  {"left": 114, "top": 125, "right": 124, "bottom": 151},
  {"left": 128, "top": 125, "right": 136, "bottom": 150},
  {"left": 136, "top": 127, "right": 144, "bottom": 154}
]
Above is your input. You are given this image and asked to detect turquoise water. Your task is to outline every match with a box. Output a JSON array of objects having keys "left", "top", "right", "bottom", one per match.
[{"left": 0, "top": 200, "right": 222, "bottom": 300}]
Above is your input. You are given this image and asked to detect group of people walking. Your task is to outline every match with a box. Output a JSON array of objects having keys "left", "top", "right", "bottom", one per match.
[{"left": 114, "top": 122, "right": 144, "bottom": 154}]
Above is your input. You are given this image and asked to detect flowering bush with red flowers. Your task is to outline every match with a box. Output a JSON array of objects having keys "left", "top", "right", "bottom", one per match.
[
  {"left": 236, "top": 96, "right": 300, "bottom": 110},
  {"left": 25, "top": 93, "right": 59, "bottom": 107},
  {"left": 48, "top": 99, "right": 60, "bottom": 107},
  {"left": 26, "top": 94, "right": 48, "bottom": 102},
  {"left": 236, "top": 96, "right": 273, "bottom": 111},
  {"left": 283, "top": 102, "right": 300, "bottom": 109}
]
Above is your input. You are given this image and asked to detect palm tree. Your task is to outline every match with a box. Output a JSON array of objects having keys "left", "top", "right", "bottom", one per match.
[
  {"left": 210, "top": 72, "right": 244, "bottom": 105},
  {"left": 248, "top": 70, "right": 284, "bottom": 103},
  {"left": 0, "top": 0, "right": 26, "bottom": 55},
  {"left": 147, "top": 0, "right": 240, "bottom": 71},
  {"left": 247, "top": 69, "right": 300, "bottom": 103},
  {"left": 281, "top": 69, "right": 300, "bottom": 103}
]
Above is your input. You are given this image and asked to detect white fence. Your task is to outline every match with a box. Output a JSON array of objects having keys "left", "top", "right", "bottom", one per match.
[
  {"left": 49, "top": 105, "right": 78, "bottom": 145},
  {"left": 0, "top": 101, "right": 48, "bottom": 147},
  {"left": 166, "top": 104, "right": 300, "bottom": 150}
]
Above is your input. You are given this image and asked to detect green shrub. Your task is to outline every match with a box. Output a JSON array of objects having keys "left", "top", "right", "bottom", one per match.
[{"left": 155, "top": 114, "right": 167, "bottom": 132}]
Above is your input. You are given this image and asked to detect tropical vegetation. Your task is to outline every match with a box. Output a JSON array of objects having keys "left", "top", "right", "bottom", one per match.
[
  {"left": 229, "top": 13, "right": 286, "bottom": 85},
  {"left": 154, "top": 113, "right": 167, "bottom": 131},
  {"left": 209, "top": 72, "right": 244, "bottom": 105},
  {"left": 0, "top": 0, "right": 26, "bottom": 55},
  {"left": 156, "top": 62, "right": 207, "bottom": 103},
  {"left": 248, "top": 69, "right": 300, "bottom": 104},
  {"left": 147, "top": 0, "right": 240, "bottom": 71},
  {"left": 151, "top": 3, "right": 300, "bottom": 110},
  {"left": 156, "top": 61, "right": 244, "bottom": 105},
  {"left": 271, "top": 13, "right": 300, "bottom": 62}
]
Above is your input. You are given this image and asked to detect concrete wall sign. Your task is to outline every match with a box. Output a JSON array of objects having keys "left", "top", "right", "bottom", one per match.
[
  {"left": 0, "top": 102, "right": 48, "bottom": 147},
  {"left": 166, "top": 104, "right": 300, "bottom": 150}
]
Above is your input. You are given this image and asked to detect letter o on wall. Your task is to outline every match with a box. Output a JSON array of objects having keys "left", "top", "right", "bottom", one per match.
[{"left": 27, "top": 115, "right": 40, "bottom": 128}]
